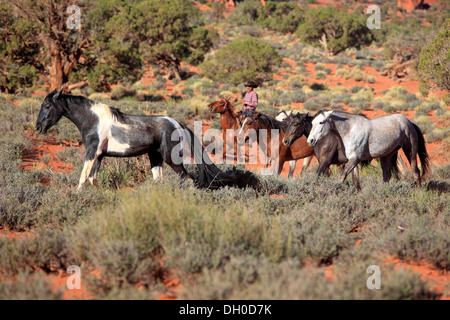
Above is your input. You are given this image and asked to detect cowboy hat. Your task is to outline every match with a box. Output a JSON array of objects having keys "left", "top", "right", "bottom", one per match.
[{"left": 244, "top": 81, "right": 258, "bottom": 88}]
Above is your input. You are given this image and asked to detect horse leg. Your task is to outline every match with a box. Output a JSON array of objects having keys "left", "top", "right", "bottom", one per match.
[
  {"left": 88, "top": 154, "right": 104, "bottom": 187},
  {"left": 379, "top": 155, "right": 393, "bottom": 183},
  {"left": 341, "top": 158, "right": 360, "bottom": 187},
  {"left": 159, "top": 144, "right": 191, "bottom": 182},
  {"left": 316, "top": 161, "right": 329, "bottom": 176},
  {"left": 78, "top": 150, "right": 102, "bottom": 190},
  {"left": 351, "top": 167, "right": 361, "bottom": 190},
  {"left": 300, "top": 156, "right": 313, "bottom": 176},
  {"left": 390, "top": 151, "right": 401, "bottom": 181},
  {"left": 288, "top": 160, "right": 296, "bottom": 179},
  {"left": 149, "top": 152, "right": 164, "bottom": 181},
  {"left": 276, "top": 158, "right": 285, "bottom": 176},
  {"left": 77, "top": 134, "right": 105, "bottom": 190}
]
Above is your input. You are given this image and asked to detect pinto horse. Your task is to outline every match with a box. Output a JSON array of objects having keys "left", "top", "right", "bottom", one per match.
[
  {"left": 307, "top": 109, "right": 429, "bottom": 188},
  {"left": 282, "top": 112, "right": 392, "bottom": 188},
  {"left": 237, "top": 110, "right": 314, "bottom": 176},
  {"left": 35, "top": 90, "right": 259, "bottom": 190}
]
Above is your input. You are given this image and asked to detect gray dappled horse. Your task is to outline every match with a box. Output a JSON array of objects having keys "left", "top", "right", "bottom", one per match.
[
  {"left": 282, "top": 112, "right": 390, "bottom": 187},
  {"left": 35, "top": 90, "right": 259, "bottom": 190},
  {"left": 307, "top": 110, "right": 429, "bottom": 189}
]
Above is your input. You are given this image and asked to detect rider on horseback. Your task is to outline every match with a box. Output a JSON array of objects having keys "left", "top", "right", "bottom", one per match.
[{"left": 242, "top": 81, "right": 258, "bottom": 115}]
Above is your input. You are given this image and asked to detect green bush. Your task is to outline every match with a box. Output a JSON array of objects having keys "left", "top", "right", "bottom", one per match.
[
  {"left": 200, "top": 36, "right": 281, "bottom": 85},
  {"left": 417, "top": 19, "right": 450, "bottom": 95},
  {"left": 259, "top": 2, "right": 305, "bottom": 34},
  {"left": 229, "top": 0, "right": 263, "bottom": 26},
  {"left": 296, "top": 7, "right": 373, "bottom": 56}
]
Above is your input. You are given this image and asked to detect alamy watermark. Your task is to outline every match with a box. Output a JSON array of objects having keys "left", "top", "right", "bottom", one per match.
[
  {"left": 67, "top": 5, "right": 81, "bottom": 30},
  {"left": 366, "top": 5, "right": 381, "bottom": 30},
  {"left": 366, "top": 265, "right": 381, "bottom": 290},
  {"left": 66, "top": 265, "right": 81, "bottom": 290}
]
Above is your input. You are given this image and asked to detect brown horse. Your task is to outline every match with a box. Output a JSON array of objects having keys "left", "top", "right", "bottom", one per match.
[
  {"left": 208, "top": 98, "right": 242, "bottom": 161},
  {"left": 237, "top": 110, "right": 314, "bottom": 176}
]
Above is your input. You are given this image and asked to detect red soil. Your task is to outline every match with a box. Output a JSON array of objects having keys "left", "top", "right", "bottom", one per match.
[
  {"left": 0, "top": 226, "right": 35, "bottom": 240},
  {"left": 157, "top": 270, "right": 184, "bottom": 300},
  {"left": 47, "top": 269, "right": 100, "bottom": 300},
  {"left": 384, "top": 255, "right": 450, "bottom": 299},
  {"left": 21, "top": 133, "right": 79, "bottom": 179}
]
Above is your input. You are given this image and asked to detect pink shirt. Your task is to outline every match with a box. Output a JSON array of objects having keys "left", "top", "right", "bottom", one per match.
[{"left": 243, "top": 90, "right": 258, "bottom": 110}]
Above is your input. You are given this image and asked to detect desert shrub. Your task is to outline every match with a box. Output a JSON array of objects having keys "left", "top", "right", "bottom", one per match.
[
  {"left": 371, "top": 99, "right": 385, "bottom": 110},
  {"left": 0, "top": 271, "right": 63, "bottom": 300},
  {"left": 181, "top": 87, "right": 194, "bottom": 97},
  {"left": 442, "top": 93, "right": 450, "bottom": 106},
  {"left": 229, "top": 0, "right": 263, "bottom": 26},
  {"left": 348, "top": 98, "right": 370, "bottom": 111},
  {"left": 259, "top": 2, "right": 305, "bottom": 34},
  {"left": 314, "top": 63, "right": 326, "bottom": 71},
  {"left": 332, "top": 93, "right": 352, "bottom": 105},
  {"left": 426, "top": 127, "right": 450, "bottom": 143},
  {"left": 200, "top": 36, "right": 281, "bottom": 85},
  {"left": 350, "top": 86, "right": 364, "bottom": 93},
  {"left": 384, "top": 28, "right": 434, "bottom": 67},
  {"left": 296, "top": 7, "right": 373, "bottom": 56},
  {"left": 315, "top": 71, "right": 327, "bottom": 80},
  {"left": 417, "top": 19, "right": 450, "bottom": 96},
  {"left": 291, "top": 90, "right": 307, "bottom": 103},
  {"left": 412, "top": 115, "right": 434, "bottom": 135},
  {"left": 240, "top": 25, "right": 264, "bottom": 38},
  {"left": 352, "top": 69, "right": 366, "bottom": 82},
  {"left": 335, "top": 68, "right": 350, "bottom": 77},
  {"left": 303, "top": 96, "right": 331, "bottom": 111},
  {"left": 88, "top": 92, "right": 110, "bottom": 101},
  {"left": 380, "top": 86, "right": 421, "bottom": 112},
  {"left": 0, "top": 181, "right": 45, "bottom": 229},
  {"left": 111, "top": 86, "right": 133, "bottom": 100}
]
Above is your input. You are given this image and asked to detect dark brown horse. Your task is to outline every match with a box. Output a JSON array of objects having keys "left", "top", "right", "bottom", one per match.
[
  {"left": 282, "top": 112, "right": 349, "bottom": 176},
  {"left": 282, "top": 112, "right": 399, "bottom": 189},
  {"left": 208, "top": 98, "right": 242, "bottom": 160},
  {"left": 237, "top": 111, "right": 314, "bottom": 176}
]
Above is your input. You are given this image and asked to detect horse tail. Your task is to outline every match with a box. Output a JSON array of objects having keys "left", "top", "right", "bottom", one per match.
[
  {"left": 411, "top": 122, "right": 430, "bottom": 179},
  {"left": 183, "top": 126, "right": 260, "bottom": 190}
]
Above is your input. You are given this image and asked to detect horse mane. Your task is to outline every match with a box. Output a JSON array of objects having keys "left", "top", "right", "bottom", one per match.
[
  {"left": 256, "top": 113, "right": 287, "bottom": 131},
  {"left": 55, "top": 93, "right": 126, "bottom": 121},
  {"left": 298, "top": 113, "right": 314, "bottom": 136},
  {"left": 314, "top": 109, "right": 369, "bottom": 119},
  {"left": 57, "top": 93, "right": 93, "bottom": 109},
  {"left": 110, "top": 107, "right": 126, "bottom": 121},
  {"left": 224, "top": 99, "right": 240, "bottom": 118}
]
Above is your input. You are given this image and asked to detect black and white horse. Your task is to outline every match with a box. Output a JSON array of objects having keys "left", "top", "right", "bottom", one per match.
[{"left": 35, "top": 90, "right": 259, "bottom": 190}]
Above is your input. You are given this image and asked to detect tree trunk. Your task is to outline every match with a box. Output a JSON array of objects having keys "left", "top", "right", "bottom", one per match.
[
  {"left": 49, "top": 43, "right": 64, "bottom": 90},
  {"left": 172, "top": 66, "right": 182, "bottom": 80}
]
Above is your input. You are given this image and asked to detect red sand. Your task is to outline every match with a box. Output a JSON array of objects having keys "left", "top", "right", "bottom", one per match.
[{"left": 384, "top": 255, "right": 450, "bottom": 299}]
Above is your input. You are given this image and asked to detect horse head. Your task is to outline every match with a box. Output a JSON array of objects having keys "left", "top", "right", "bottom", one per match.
[
  {"left": 282, "top": 112, "right": 312, "bottom": 147},
  {"left": 208, "top": 97, "right": 231, "bottom": 114},
  {"left": 237, "top": 111, "right": 260, "bottom": 144},
  {"left": 35, "top": 89, "right": 65, "bottom": 134},
  {"left": 307, "top": 109, "right": 335, "bottom": 147}
]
